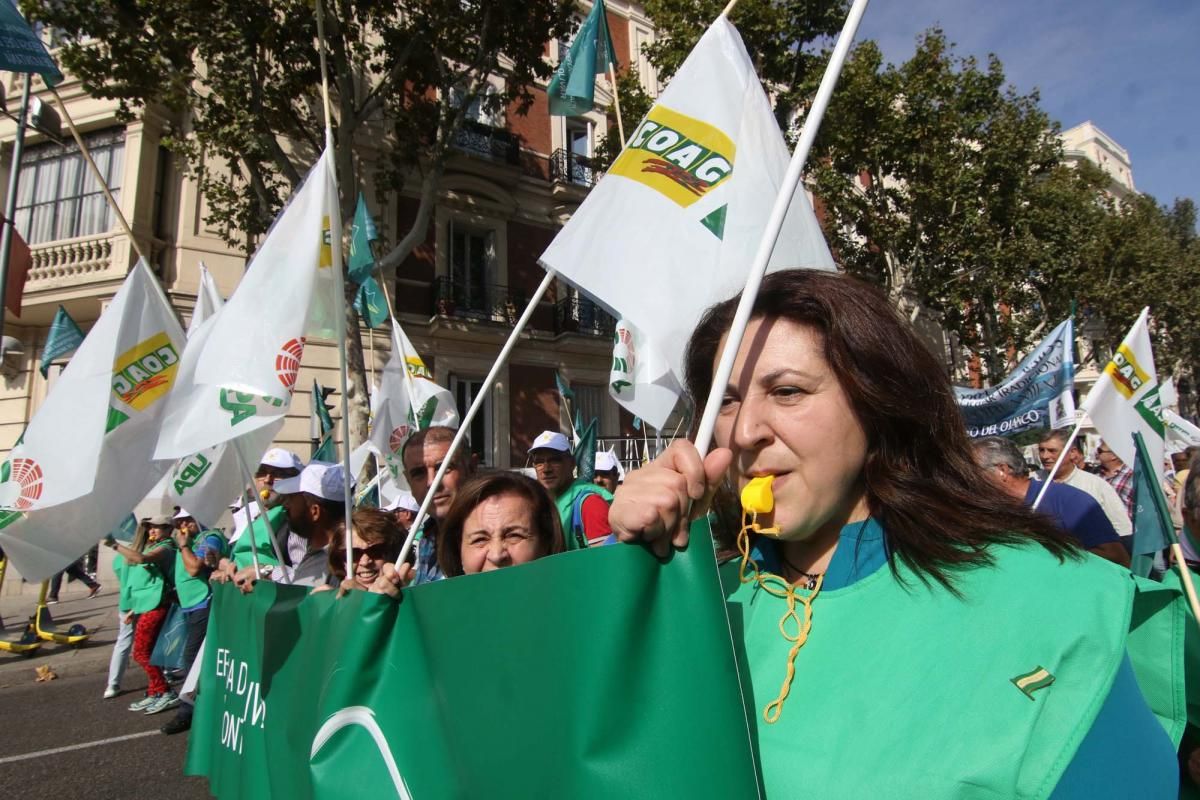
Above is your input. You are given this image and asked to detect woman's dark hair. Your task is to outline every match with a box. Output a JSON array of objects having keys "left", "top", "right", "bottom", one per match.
[
  {"left": 684, "top": 269, "right": 1076, "bottom": 588},
  {"left": 437, "top": 471, "right": 565, "bottom": 578},
  {"left": 328, "top": 509, "right": 404, "bottom": 581}
]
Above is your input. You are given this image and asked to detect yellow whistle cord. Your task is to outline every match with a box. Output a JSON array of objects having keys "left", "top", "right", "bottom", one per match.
[{"left": 736, "top": 511, "right": 823, "bottom": 724}]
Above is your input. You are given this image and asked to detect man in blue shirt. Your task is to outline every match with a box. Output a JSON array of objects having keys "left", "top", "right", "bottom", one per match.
[{"left": 973, "top": 436, "right": 1129, "bottom": 566}]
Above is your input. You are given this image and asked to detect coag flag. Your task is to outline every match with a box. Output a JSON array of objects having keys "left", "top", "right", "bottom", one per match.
[
  {"left": 540, "top": 17, "right": 834, "bottom": 430},
  {"left": 368, "top": 319, "right": 459, "bottom": 466},
  {"left": 0, "top": 2, "right": 63, "bottom": 86},
  {"left": 1131, "top": 431, "right": 1176, "bottom": 578},
  {"left": 39, "top": 304, "right": 85, "bottom": 377},
  {"left": 143, "top": 270, "right": 280, "bottom": 527},
  {"left": 1081, "top": 308, "right": 1165, "bottom": 478},
  {"left": 956, "top": 319, "right": 1076, "bottom": 438},
  {"left": 548, "top": 0, "right": 617, "bottom": 117},
  {"left": 156, "top": 148, "right": 340, "bottom": 459},
  {"left": 186, "top": 533, "right": 757, "bottom": 797},
  {"left": 0, "top": 261, "right": 187, "bottom": 579}
]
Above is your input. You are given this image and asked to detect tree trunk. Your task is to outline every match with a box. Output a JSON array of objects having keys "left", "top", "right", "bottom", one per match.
[{"left": 342, "top": 278, "right": 372, "bottom": 450}]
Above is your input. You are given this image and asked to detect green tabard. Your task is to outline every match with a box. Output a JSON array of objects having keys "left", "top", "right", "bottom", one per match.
[
  {"left": 175, "top": 531, "right": 228, "bottom": 608},
  {"left": 230, "top": 506, "right": 287, "bottom": 570},
  {"left": 127, "top": 540, "right": 176, "bottom": 613},
  {"left": 721, "top": 543, "right": 1183, "bottom": 799},
  {"left": 554, "top": 479, "right": 612, "bottom": 550}
]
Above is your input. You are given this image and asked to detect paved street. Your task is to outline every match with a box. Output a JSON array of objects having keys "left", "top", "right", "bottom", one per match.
[{"left": 0, "top": 583, "right": 211, "bottom": 799}]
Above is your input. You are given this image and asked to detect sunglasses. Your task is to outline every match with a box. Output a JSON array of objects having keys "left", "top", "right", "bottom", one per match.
[{"left": 349, "top": 542, "right": 392, "bottom": 562}]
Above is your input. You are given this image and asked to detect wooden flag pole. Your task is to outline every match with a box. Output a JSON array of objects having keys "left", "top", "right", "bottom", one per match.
[
  {"left": 48, "top": 85, "right": 147, "bottom": 263},
  {"left": 692, "top": 0, "right": 870, "bottom": 457},
  {"left": 606, "top": 62, "right": 625, "bottom": 146},
  {"left": 1171, "top": 545, "right": 1200, "bottom": 629}
]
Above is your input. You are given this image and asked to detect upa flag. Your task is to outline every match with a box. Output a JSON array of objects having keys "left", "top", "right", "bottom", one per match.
[
  {"left": 157, "top": 148, "right": 340, "bottom": 459},
  {"left": 955, "top": 319, "right": 1076, "bottom": 438},
  {"left": 548, "top": 0, "right": 617, "bottom": 117},
  {"left": 143, "top": 270, "right": 279, "bottom": 527},
  {"left": 541, "top": 17, "right": 834, "bottom": 428},
  {"left": 185, "top": 531, "right": 757, "bottom": 797},
  {"left": 1130, "top": 431, "right": 1176, "bottom": 578},
  {"left": 368, "top": 320, "right": 459, "bottom": 465},
  {"left": 39, "top": 305, "right": 85, "bottom": 377},
  {"left": 0, "top": 261, "right": 187, "bottom": 580},
  {"left": 1081, "top": 308, "right": 1165, "bottom": 479}
]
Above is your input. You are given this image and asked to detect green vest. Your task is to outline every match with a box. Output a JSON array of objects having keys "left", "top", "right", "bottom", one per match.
[
  {"left": 721, "top": 543, "right": 1184, "bottom": 799},
  {"left": 127, "top": 541, "right": 176, "bottom": 614},
  {"left": 113, "top": 554, "right": 133, "bottom": 613},
  {"left": 554, "top": 479, "right": 613, "bottom": 550},
  {"left": 175, "top": 530, "right": 229, "bottom": 609},
  {"left": 231, "top": 506, "right": 287, "bottom": 570}
]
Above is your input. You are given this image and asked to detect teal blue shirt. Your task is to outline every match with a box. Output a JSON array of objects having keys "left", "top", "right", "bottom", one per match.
[{"left": 751, "top": 519, "right": 1178, "bottom": 799}]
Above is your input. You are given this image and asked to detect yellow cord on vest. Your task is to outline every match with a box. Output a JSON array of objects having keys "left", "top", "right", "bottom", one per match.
[{"left": 738, "top": 476, "right": 823, "bottom": 724}]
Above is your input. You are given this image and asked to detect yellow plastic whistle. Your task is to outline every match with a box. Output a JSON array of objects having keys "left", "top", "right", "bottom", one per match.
[{"left": 741, "top": 475, "right": 776, "bottom": 516}]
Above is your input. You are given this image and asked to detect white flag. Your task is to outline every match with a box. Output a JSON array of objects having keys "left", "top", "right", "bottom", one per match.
[
  {"left": 368, "top": 319, "right": 459, "bottom": 466},
  {"left": 187, "top": 263, "right": 223, "bottom": 338},
  {"left": 1080, "top": 307, "right": 1165, "bottom": 478},
  {"left": 0, "top": 261, "right": 187, "bottom": 580},
  {"left": 156, "top": 148, "right": 340, "bottom": 459},
  {"left": 609, "top": 318, "right": 683, "bottom": 430},
  {"left": 540, "top": 17, "right": 834, "bottom": 427}
]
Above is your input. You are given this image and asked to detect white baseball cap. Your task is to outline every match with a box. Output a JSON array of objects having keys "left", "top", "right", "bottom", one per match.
[
  {"left": 172, "top": 507, "right": 195, "bottom": 520},
  {"left": 273, "top": 462, "right": 350, "bottom": 502},
  {"left": 594, "top": 452, "right": 619, "bottom": 473},
  {"left": 384, "top": 492, "right": 420, "bottom": 513},
  {"left": 529, "top": 431, "right": 571, "bottom": 454},
  {"left": 260, "top": 448, "right": 304, "bottom": 471}
]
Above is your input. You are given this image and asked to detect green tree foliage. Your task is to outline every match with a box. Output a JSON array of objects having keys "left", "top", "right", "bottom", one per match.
[{"left": 24, "top": 0, "right": 574, "bottom": 442}]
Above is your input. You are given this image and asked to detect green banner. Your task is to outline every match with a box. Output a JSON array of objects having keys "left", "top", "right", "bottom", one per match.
[{"left": 187, "top": 539, "right": 758, "bottom": 797}]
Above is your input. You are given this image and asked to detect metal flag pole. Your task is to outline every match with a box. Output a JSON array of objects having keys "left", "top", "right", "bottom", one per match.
[
  {"left": 693, "top": 0, "right": 870, "bottom": 458},
  {"left": 314, "top": 0, "right": 356, "bottom": 583}
]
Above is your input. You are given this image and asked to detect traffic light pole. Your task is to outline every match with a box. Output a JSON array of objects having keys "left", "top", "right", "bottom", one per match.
[{"left": 0, "top": 73, "right": 32, "bottom": 335}]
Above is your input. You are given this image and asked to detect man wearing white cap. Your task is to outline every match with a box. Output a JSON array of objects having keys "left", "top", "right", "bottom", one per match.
[
  {"left": 593, "top": 451, "right": 623, "bottom": 495},
  {"left": 529, "top": 431, "right": 612, "bottom": 548},
  {"left": 255, "top": 448, "right": 307, "bottom": 565},
  {"left": 383, "top": 492, "right": 420, "bottom": 533},
  {"left": 233, "top": 462, "right": 348, "bottom": 590},
  {"left": 160, "top": 508, "right": 229, "bottom": 735}
]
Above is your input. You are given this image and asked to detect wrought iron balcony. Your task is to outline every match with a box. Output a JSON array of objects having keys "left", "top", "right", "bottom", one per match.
[
  {"left": 549, "top": 147, "right": 599, "bottom": 188},
  {"left": 434, "top": 275, "right": 526, "bottom": 325},
  {"left": 450, "top": 120, "right": 520, "bottom": 165},
  {"left": 555, "top": 294, "right": 614, "bottom": 337}
]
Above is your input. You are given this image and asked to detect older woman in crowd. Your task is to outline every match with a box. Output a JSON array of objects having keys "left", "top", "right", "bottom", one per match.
[
  {"left": 609, "top": 269, "right": 1180, "bottom": 798},
  {"left": 326, "top": 509, "right": 404, "bottom": 591}
]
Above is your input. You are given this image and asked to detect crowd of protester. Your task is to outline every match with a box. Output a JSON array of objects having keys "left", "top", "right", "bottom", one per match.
[{"left": 87, "top": 269, "right": 1200, "bottom": 796}]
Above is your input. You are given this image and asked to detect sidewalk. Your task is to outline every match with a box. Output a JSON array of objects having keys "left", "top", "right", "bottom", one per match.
[{"left": 0, "top": 579, "right": 122, "bottom": 688}]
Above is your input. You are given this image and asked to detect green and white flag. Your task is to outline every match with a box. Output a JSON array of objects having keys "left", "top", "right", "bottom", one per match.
[
  {"left": 186, "top": 534, "right": 757, "bottom": 797},
  {"left": 0, "top": 2, "right": 62, "bottom": 86},
  {"left": 573, "top": 417, "right": 598, "bottom": 482},
  {"left": 1081, "top": 308, "right": 1165, "bottom": 479},
  {"left": 1130, "top": 431, "right": 1176, "bottom": 578},
  {"left": 311, "top": 379, "right": 337, "bottom": 462},
  {"left": 353, "top": 276, "right": 389, "bottom": 328},
  {"left": 541, "top": 17, "right": 834, "bottom": 430},
  {"left": 548, "top": 0, "right": 617, "bottom": 117},
  {"left": 347, "top": 192, "right": 379, "bottom": 285},
  {"left": 0, "top": 261, "right": 186, "bottom": 580},
  {"left": 39, "top": 304, "right": 84, "bottom": 377},
  {"left": 368, "top": 319, "right": 459, "bottom": 465}
]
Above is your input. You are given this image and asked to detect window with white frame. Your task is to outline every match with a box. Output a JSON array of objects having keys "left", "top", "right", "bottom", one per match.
[
  {"left": 14, "top": 128, "right": 125, "bottom": 245},
  {"left": 450, "top": 83, "right": 504, "bottom": 129},
  {"left": 447, "top": 219, "right": 495, "bottom": 315},
  {"left": 451, "top": 375, "right": 493, "bottom": 467}
]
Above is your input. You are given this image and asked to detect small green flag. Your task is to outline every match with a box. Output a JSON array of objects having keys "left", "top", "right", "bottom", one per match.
[
  {"left": 347, "top": 193, "right": 379, "bottom": 286},
  {"left": 548, "top": 0, "right": 617, "bottom": 117},
  {"left": 554, "top": 371, "right": 575, "bottom": 402},
  {"left": 311, "top": 379, "right": 337, "bottom": 462},
  {"left": 40, "top": 305, "right": 85, "bottom": 377},
  {"left": 1131, "top": 431, "right": 1177, "bottom": 578},
  {"left": 0, "top": 4, "right": 63, "bottom": 87},
  {"left": 573, "top": 417, "right": 599, "bottom": 482},
  {"left": 354, "top": 276, "right": 389, "bottom": 328}
]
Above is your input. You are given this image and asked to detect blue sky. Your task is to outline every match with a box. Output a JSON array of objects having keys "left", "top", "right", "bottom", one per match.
[{"left": 856, "top": 0, "right": 1199, "bottom": 208}]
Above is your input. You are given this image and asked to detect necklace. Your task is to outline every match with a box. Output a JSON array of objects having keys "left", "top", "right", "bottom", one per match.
[{"left": 779, "top": 552, "right": 824, "bottom": 590}]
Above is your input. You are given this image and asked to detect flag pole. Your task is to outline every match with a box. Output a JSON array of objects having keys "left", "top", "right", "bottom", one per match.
[
  {"left": 1170, "top": 547, "right": 1200, "bottom": 627},
  {"left": 313, "top": 0, "right": 356, "bottom": 583},
  {"left": 606, "top": 62, "right": 625, "bottom": 145},
  {"left": 395, "top": 269, "right": 557, "bottom": 566},
  {"left": 1030, "top": 423, "right": 1082, "bottom": 510},
  {"left": 692, "top": 0, "right": 870, "bottom": 457},
  {"left": 232, "top": 438, "right": 291, "bottom": 577},
  {"left": 48, "top": 86, "right": 147, "bottom": 264}
]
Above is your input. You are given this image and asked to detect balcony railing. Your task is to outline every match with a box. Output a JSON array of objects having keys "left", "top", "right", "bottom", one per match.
[
  {"left": 28, "top": 232, "right": 119, "bottom": 284},
  {"left": 450, "top": 120, "right": 520, "bottom": 165},
  {"left": 555, "top": 294, "right": 614, "bottom": 337},
  {"left": 549, "top": 147, "right": 599, "bottom": 188},
  {"left": 434, "top": 275, "right": 525, "bottom": 325}
]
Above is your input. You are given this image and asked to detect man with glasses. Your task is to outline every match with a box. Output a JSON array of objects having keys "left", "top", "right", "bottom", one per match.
[
  {"left": 529, "top": 431, "right": 612, "bottom": 549},
  {"left": 1095, "top": 440, "right": 1135, "bottom": 519}
]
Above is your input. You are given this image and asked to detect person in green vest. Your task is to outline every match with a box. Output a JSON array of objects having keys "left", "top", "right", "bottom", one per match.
[
  {"left": 609, "top": 269, "right": 1182, "bottom": 798},
  {"left": 529, "top": 430, "right": 612, "bottom": 549},
  {"left": 158, "top": 508, "right": 228, "bottom": 736},
  {"left": 104, "top": 515, "right": 178, "bottom": 716},
  {"left": 102, "top": 521, "right": 141, "bottom": 700}
]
